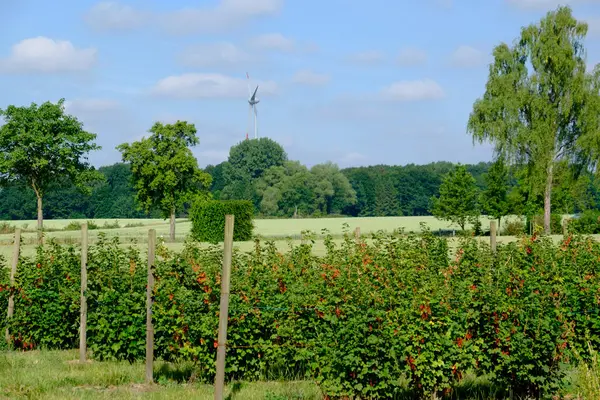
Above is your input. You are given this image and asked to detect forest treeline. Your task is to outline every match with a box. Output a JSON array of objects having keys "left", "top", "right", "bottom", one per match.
[{"left": 0, "top": 138, "right": 598, "bottom": 221}]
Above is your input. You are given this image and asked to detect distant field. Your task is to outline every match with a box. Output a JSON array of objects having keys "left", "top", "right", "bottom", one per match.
[{"left": 0, "top": 214, "right": 572, "bottom": 260}]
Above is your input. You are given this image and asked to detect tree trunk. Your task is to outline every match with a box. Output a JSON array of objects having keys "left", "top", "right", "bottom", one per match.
[
  {"left": 498, "top": 217, "right": 502, "bottom": 233},
  {"left": 544, "top": 163, "right": 554, "bottom": 235},
  {"left": 36, "top": 194, "right": 43, "bottom": 245},
  {"left": 169, "top": 208, "right": 176, "bottom": 242}
]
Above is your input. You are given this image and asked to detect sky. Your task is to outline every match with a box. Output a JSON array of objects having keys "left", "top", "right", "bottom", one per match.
[{"left": 0, "top": 0, "right": 599, "bottom": 169}]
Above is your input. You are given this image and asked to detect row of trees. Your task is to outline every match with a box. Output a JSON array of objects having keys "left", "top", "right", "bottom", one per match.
[
  {"left": 431, "top": 159, "right": 600, "bottom": 231},
  {"left": 0, "top": 6, "right": 599, "bottom": 236}
]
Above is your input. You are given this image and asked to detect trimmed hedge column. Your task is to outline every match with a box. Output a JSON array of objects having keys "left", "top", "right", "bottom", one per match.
[{"left": 190, "top": 200, "right": 254, "bottom": 243}]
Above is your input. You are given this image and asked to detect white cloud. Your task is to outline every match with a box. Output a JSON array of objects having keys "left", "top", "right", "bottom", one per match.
[
  {"left": 64, "top": 99, "right": 120, "bottom": 114},
  {"left": 396, "top": 47, "right": 428, "bottom": 67},
  {"left": 85, "top": 0, "right": 282, "bottom": 34},
  {"left": 292, "top": 70, "right": 330, "bottom": 86},
  {"left": 84, "top": 2, "right": 148, "bottom": 31},
  {"left": 179, "top": 42, "right": 252, "bottom": 67},
  {"left": 248, "top": 33, "right": 294, "bottom": 52},
  {"left": 450, "top": 45, "right": 487, "bottom": 68},
  {"left": 0, "top": 37, "right": 96, "bottom": 73},
  {"left": 161, "top": 0, "right": 282, "bottom": 35},
  {"left": 151, "top": 73, "right": 278, "bottom": 99},
  {"left": 347, "top": 50, "right": 385, "bottom": 65},
  {"left": 380, "top": 79, "right": 445, "bottom": 101}
]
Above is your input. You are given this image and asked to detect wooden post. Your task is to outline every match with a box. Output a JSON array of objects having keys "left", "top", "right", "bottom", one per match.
[
  {"left": 214, "top": 215, "right": 235, "bottom": 400},
  {"left": 490, "top": 221, "right": 497, "bottom": 253},
  {"left": 354, "top": 227, "right": 361, "bottom": 244},
  {"left": 562, "top": 218, "right": 568, "bottom": 236},
  {"left": 5, "top": 229, "right": 20, "bottom": 346},
  {"left": 145, "top": 229, "right": 156, "bottom": 384},
  {"left": 79, "top": 223, "right": 88, "bottom": 363}
]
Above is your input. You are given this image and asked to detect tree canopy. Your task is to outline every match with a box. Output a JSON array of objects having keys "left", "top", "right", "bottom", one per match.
[
  {"left": 430, "top": 165, "right": 480, "bottom": 231},
  {"left": 480, "top": 158, "right": 510, "bottom": 226},
  {"left": 467, "top": 6, "right": 600, "bottom": 234},
  {"left": 117, "top": 121, "right": 211, "bottom": 240},
  {"left": 0, "top": 98, "right": 101, "bottom": 239}
]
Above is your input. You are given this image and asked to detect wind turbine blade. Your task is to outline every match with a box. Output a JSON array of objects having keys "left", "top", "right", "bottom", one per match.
[{"left": 251, "top": 85, "right": 259, "bottom": 101}]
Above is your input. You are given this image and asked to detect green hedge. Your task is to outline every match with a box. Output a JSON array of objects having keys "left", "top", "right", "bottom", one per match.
[
  {"left": 190, "top": 199, "right": 254, "bottom": 243},
  {"left": 568, "top": 210, "right": 600, "bottom": 234},
  {"left": 6, "top": 232, "right": 600, "bottom": 397}
]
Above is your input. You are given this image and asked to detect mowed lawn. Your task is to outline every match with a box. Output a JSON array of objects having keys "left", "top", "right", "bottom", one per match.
[{"left": 0, "top": 215, "right": 574, "bottom": 260}]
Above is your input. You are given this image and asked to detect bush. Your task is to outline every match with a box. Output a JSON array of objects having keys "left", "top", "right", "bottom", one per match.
[
  {"left": 6, "top": 231, "right": 600, "bottom": 398},
  {"left": 526, "top": 213, "right": 563, "bottom": 234},
  {"left": 501, "top": 219, "right": 525, "bottom": 236},
  {"left": 189, "top": 199, "right": 254, "bottom": 244},
  {"left": 568, "top": 210, "right": 600, "bottom": 234}
]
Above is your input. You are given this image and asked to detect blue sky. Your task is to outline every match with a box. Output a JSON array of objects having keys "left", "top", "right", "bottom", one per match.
[{"left": 0, "top": 0, "right": 599, "bottom": 168}]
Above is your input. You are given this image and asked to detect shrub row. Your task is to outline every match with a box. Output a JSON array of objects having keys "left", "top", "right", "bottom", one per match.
[
  {"left": 3, "top": 231, "right": 600, "bottom": 398},
  {"left": 567, "top": 209, "right": 600, "bottom": 234},
  {"left": 190, "top": 200, "right": 254, "bottom": 243}
]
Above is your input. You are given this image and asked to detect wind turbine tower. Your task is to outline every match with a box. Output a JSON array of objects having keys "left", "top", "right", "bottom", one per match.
[{"left": 246, "top": 72, "right": 260, "bottom": 139}]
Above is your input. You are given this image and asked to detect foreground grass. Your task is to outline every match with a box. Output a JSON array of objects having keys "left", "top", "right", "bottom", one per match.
[
  {"left": 2, "top": 350, "right": 600, "bottom": 399},
  {"left": 0, "top": 350, "right": 321, "bottom": 400}
]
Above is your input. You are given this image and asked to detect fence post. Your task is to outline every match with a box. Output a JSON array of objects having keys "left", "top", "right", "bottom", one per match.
[
  {"left": 145, "top": 229, "right": 156, "bottom": 384},
  {"left": 214, "top": 215, "right": 235, "bottom": 400},
  {"left": 354, "top": 227, "right": 361, "bottom": 244},
  {"left": 490, "top": 221, "right": 497, "bottom": 253},
  {"left": 79, "top": 223, "right": 88, "bottom": 363},
  {"left": 5, "top": 229, "right": 20, "bottom": 347}
]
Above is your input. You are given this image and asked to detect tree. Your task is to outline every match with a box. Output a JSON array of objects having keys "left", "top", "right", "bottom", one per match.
[
  {"left": 310, "top": 162, "right": 357, "bottom": 215},
  {"left": 0, "top": 99, "right": 101, "bottom": 241},
  {"left": 221, "top": 138, "right": 287, "bottom": 203},
  {"left": 480, "top": 157, "right": 510, "bottom": 228},
  {"left": 467, "top": 6, "right": 600, "bottom": 234},
  {"left": 117, "top": 121, "right": 211, "bottom": 241},
  {"left": 430, "top": 165, "right": 479, "bottom": 231}
]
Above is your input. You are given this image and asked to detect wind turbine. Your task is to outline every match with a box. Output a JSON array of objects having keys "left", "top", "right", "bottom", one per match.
[{"left": 246, "top": 72, "right": 259, "bottom": 139}]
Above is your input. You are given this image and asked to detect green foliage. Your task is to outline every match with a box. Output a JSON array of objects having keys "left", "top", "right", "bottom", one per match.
[
  {"left": 254, "top": 161, "right": 357, "bottom": 217},
  {"left": 0, "top": 99, "right": 102, "bottom": 229},
  {"left": 9, "top": 243, "right": 81, "bottom": 349},
  {"left": 117, "top": 121, "right": 212, "bottom": 239},
  {"left": 220, "top": 138, "right": 287, "bottom": 204},
  {"left": 189, "top": 200, "right": 254, "bottom": 243},
  {"left": 468, "top": 6, "right": 600, "bottom": 234},
  {"left": 87, "top": 235, "right": 146, "bottom": 362},
  {"left": 7, "top": 232, "right": 600, "bottom": 398},
  {"left": 430, "top": 165, "right": 480, "bottom": 230},
  {"left": 526, "top": 214, "right": 563, "bottom": 235},
  {"left": 501, "top": 219, "right": 526, "bottom": 236},
  {"left": 480, "top": 158, "right": 510, "bottom": 224},
  {"left": 568, "top": 210, "right": 600, "bottom": 234}
]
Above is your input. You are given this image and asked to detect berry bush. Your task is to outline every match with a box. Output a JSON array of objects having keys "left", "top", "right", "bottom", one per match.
[{"left": 3, "top": 230, "right": 600, "bottom": 398}]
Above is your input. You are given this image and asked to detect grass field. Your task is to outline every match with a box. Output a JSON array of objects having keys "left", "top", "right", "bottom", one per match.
[
  {"left": 1, "top": 350, "right": 598, "bottom": 399},
  {"left": 0, "top": 350, "right": 320, "bottom": 400},
  {"left": 0, "top": 214, "right": 581, "bottom": 261}
]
